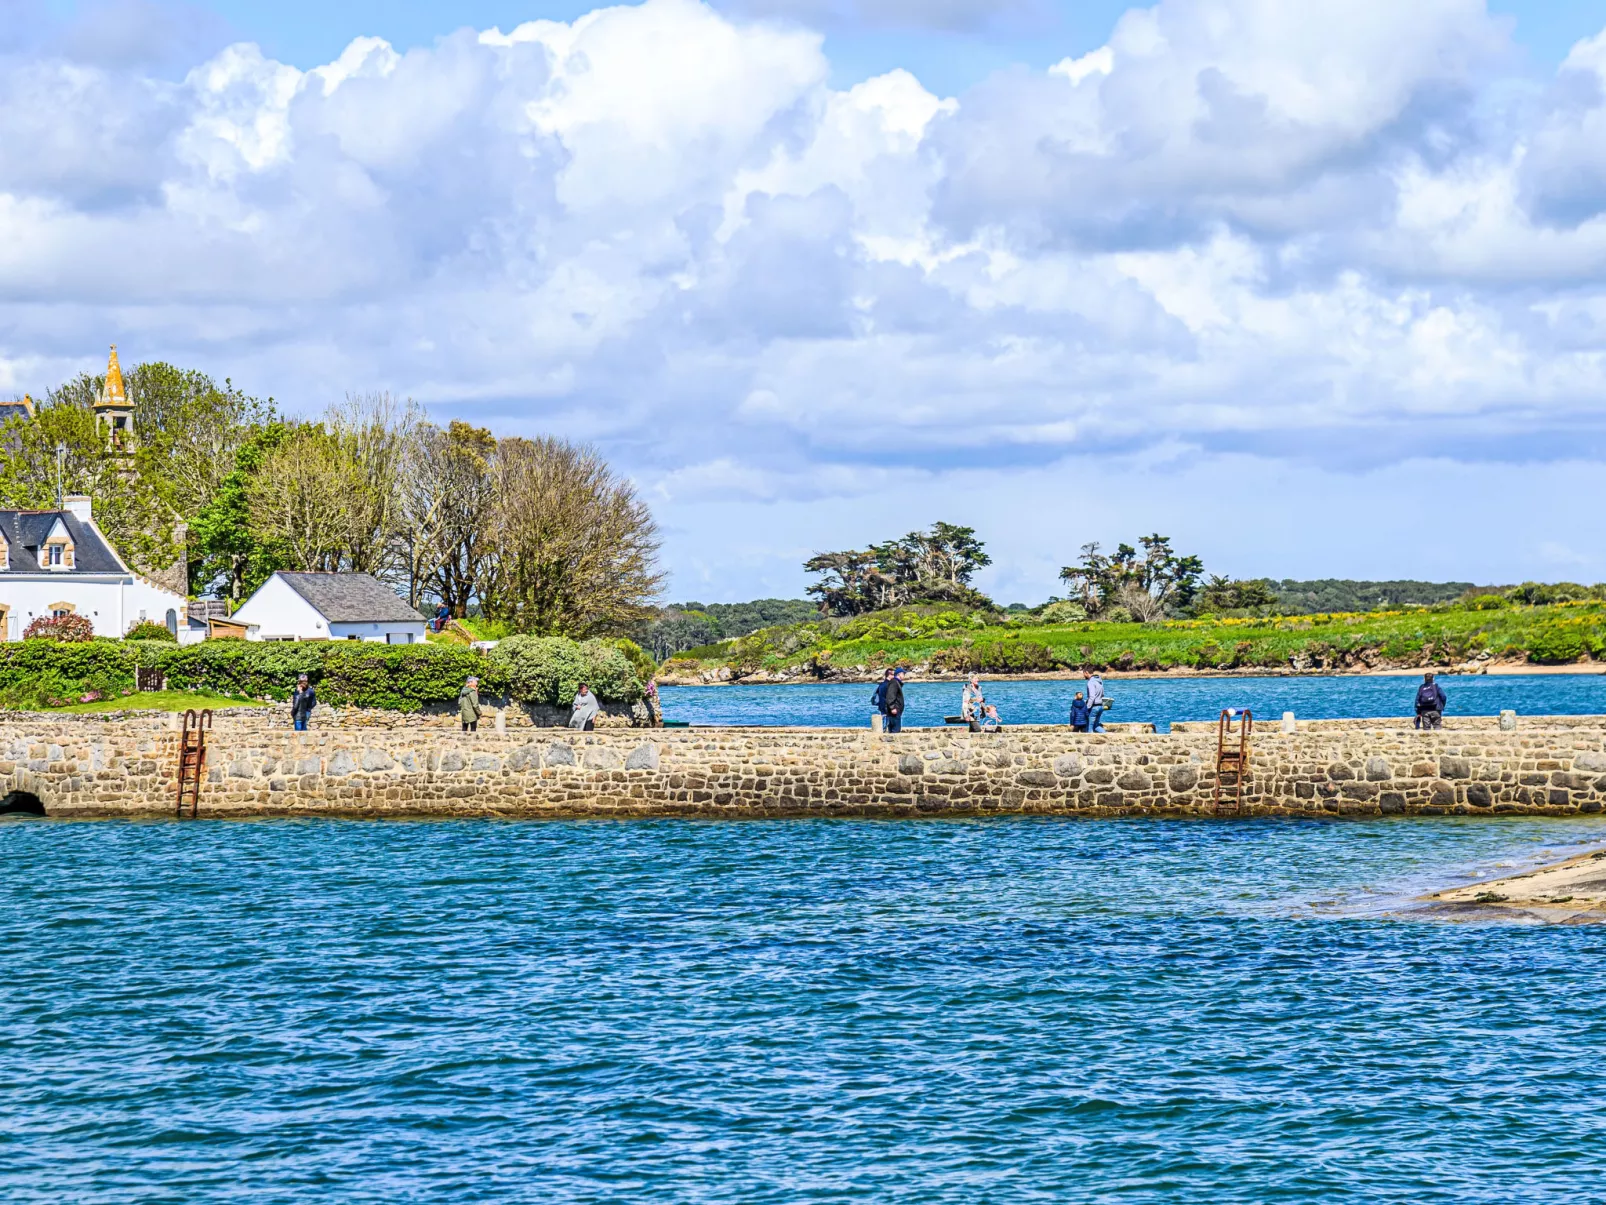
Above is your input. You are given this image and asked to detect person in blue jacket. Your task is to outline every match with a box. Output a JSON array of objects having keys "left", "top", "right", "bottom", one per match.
[
  {"left": 1414, "top": 673, "right": 1447, "bottom": 729},
  {"left": 1069, "top": 691, "right": 1090, "bottom": 732},
  {"left": 871, "top": 668, "right": 893, "bottom": 726}
]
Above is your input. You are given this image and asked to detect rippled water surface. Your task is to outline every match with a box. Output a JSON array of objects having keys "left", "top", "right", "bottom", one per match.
[
  {"left": 659, "top": 672, "right": 1606, "bottom": 729},
  {"left": 5, "top": 816, "right": 1606, "bottom": 1203}
]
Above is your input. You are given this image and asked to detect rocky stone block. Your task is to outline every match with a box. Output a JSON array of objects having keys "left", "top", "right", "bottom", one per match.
[
  {"left": 1379, "top": 792, "right": 1406, "bottom": 814},
  {"left": 1365, "top": 757, "right": 1392, "bottom": 781},
  {"left": 1328, "top": 763, "right": 1355, "bottom": 781},
  {"left": 1053, "top": 754, "right": 1082, "bottom": 777},
  {"left": 508, "top": 744, "right": 542, "bottom": 771},
  {"left": 1439, "top": 755, "right": 1472, "bottom": 780},
  {"left": 361, "top": 749, "right": 395, "bottom": 772},
  {"left": 440, "top": 752, "right": 466, "bottom": 772},
  {"left": 583, "top": 747, "right": 623, "bottom": 770},
  {"left": 1574, "top": 751, "right": 1606, "bottom": 773},
  {"left": 1017, "top": 770, "right": 1057, "bottom": 788},
  {"left": 898, "top": 755, "right": 925, "bottom": 776},
  {"left": 327, "top": 751, "right": 357, "bottom": 776},
  {"left": 1464, "top": 782, "right": 1491, "bottom": 808},
  {"left": 1117, "top": 770, "right": 1150, "bottom": 791},
  {"left": 626, "top": 744, "right": 660, "bottom": 771},
  {"left": 1168, "top": 767, "right": 1199, "bottom": 792}
]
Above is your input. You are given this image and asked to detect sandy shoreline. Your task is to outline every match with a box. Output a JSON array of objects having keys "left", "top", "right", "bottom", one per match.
[{"left": 1419, "top": 847, "right": 1606, "bottom": 922}]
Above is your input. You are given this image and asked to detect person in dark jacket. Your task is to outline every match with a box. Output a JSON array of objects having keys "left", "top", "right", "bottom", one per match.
[
  {"left": 884, "top": 668, "right": 907, "bottom": 733},
  {"left": 1414, "top": 673, "right": 1447, "bottom": 730},
  {"left": 1069, "top": 692, "right": 1090, "bottom": 732},
  {"left": 871, "top": 668, "right": 893, "bottom": 726},
  {"left": 290, "top": 675, "right": 316, "bottom": 731}
]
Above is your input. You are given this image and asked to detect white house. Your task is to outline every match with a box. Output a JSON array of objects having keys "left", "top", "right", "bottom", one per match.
[
  {"left": 230, "top": 572, "right": 427, "bottom": 643},
  {"left": 0, "top": 495, "right": 197, "bottom": 642}
]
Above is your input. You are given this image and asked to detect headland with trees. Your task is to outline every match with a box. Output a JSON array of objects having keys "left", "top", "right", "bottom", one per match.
[{"left": 2, "top": 355, "right": 1602, "bottom": 711}]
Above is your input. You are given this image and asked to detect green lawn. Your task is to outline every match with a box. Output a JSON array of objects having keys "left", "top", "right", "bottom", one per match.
[{"left": 51, "top": 691, "right": 258, "bottom": 714}]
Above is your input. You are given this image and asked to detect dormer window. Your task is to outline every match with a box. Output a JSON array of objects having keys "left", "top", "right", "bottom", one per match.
[{"left": 41, "top": 539, "right": 73, "bottom": 570}]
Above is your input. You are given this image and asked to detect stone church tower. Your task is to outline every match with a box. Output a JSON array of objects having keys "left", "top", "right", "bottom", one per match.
[{"left": 95, "top": 345, "right": 188, "bottom": 596}]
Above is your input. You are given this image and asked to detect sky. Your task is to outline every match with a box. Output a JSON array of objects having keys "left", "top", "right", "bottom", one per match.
[{"left": 4, "top": 0, "right": 1606, "bottom": 603}]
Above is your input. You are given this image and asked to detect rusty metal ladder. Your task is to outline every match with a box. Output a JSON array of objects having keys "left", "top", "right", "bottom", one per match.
[
  {"left": 176, "top": 708, "right": 212, "bottom": 819},
  {"left": 1214, "top": 709, "right": 1253, "bottom": 815}
]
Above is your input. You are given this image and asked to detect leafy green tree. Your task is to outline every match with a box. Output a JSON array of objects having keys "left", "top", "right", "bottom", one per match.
[
  {"left": 805, "top": 523, "right": 994, "bottom": 616},
  {"left": 1195, "top": 575, "right": 1280, "bottom": 614},
  {"left": 1060, "top": 534, "right": 1204, "bottom": 620},
  {"left": 190, "top": 424, "right": 289, "bottom": 599}
]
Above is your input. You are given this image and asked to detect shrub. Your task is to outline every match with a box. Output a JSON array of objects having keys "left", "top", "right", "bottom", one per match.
[
  {"left": 24, "top": 613, "right": 95, "bottom": 642},
  {"left": 1037, "top": 601, "right": 1088, "bottom": 625},
  {"left": 931, "top": 638, "right": 1055, "bottom": 674},
  {"left": 725, "top": 633, "right": 770, "bottom": 679},
  {"left": 612, "top": 638, "right": 658, "bottom": 682},
  {"left": 124, "top": 619, "right": 177, "bottom": 642},
  {"left": 489, "top": 635, "right": 643, "bottom": 705},
  {"left": 1462, "top": 594, "right": 1508, "bottom": 611},
  {"left": 1526, "top": 627, "right": 1590, "bottom": 664}
]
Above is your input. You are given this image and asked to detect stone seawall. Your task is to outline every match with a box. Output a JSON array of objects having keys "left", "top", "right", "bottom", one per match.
[{"left": 4, "top": 713, "right": 1606, "bottom": 819}]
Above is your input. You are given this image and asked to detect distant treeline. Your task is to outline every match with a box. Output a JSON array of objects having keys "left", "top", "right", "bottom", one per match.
[
  {"left": 1267, "top": 580, "right": 1479, "bottom": 614},
  {"left": 640, "top": 599, "right": 820, "bottom": 659}
]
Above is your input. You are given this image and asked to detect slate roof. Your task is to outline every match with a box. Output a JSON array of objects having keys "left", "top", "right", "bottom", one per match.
[
  {"left": 0, "top": 403, "right": 33, "bottom": 425},
  {"left": 276, "top": 572, "right": 425, "bottom": 624},
  {"left": 0, "top": 510, "right": 124, "bottom": 574}
]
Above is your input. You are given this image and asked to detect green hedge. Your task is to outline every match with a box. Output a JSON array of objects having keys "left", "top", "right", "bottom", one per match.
[
  {"left": 487, "top": 636, "right": 643, "bottom": 706},
  {"left": 0, "top": 636, "right": 643, "bottom": 712}
]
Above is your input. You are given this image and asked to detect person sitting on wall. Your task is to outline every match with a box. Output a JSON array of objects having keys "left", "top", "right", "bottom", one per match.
[
  {"left": 434, "top": 604, "right": 451, "bottom": 633},
  {"left": 290, "top": 674, "right": 316, "bottom": 732},
  {"left": 1069, "top": 691, "right": 1090, "bottom": 733},
  {"left": 571, "top": 683, "right": 601, "bottom": 731},
  {"left": 1414, "top": 673, "right": 1447, "bottom": 730}
]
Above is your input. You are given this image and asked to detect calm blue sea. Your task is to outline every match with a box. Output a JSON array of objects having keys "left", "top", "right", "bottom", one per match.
[
  {"left": 659, "top": 673, "right": 1606, "bottom": 730},
  {"left": 3, "top": 815, "right": 1606, "bottom": 1202}
]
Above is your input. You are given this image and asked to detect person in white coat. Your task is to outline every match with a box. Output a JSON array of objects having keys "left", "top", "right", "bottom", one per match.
[{"left": 570, "top": 683, "right": 601, "bottom": 731}]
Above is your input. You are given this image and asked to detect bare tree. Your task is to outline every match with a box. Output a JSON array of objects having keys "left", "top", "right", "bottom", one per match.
[
  {"left": 246, "top": 423, "right": 351, "bottom": 572},
  {"left": 400, "top": 420, "right": 497, "bottom": 613},
  {"left": 481, "top": 436, "right": 663, "bottom": 636},
  {"left": 327, "top": 392, "right": 420, "bottom": 580}
]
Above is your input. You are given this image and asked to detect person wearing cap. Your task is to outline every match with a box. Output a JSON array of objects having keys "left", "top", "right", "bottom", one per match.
[
  {"left": 290, "top": 674, "right": 316, "bottom": 732},
  {"left": 885, "top": 667, "right": 907, "bottom": 733},
  {"left": 458, "top": 676, "right": 483, "bottom": 733}
]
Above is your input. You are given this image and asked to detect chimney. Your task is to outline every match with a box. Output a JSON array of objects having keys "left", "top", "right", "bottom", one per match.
[{"left": 63, "top": 494, "right": 92, "bottom": 523}]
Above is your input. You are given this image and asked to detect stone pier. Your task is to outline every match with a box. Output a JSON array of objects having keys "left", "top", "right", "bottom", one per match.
[{"left": 3, "top": 711, "right": 1606, "bottom": 819}]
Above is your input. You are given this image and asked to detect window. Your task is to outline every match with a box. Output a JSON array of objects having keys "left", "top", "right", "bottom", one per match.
[
  {"left": 49, "top": 545, "right": 62, "bottom": 565},
  {"left": 113, "top": 417, "right": 126, "bottom": 430},
  {"left": 386, "top": 632, "right": 413, "bottom": 645}
]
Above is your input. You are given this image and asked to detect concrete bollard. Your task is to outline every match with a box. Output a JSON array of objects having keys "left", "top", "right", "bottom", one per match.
[
  {"left": 1499, "top": 710, "right": 1517, "bottom": 731},
  {"left": 1281, "top": 711, "right": 1296, "bottom": 734},
  {"left": 870, "top": 714, "right": 884, "bottom": 734},
  {"left": 495, "top": 708, "right": 507, "bottom": 734}
]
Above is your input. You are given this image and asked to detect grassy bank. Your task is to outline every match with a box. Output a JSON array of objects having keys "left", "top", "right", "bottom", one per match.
[{"left": 659, "top": 601, "right": 1606, "bottom": 681}]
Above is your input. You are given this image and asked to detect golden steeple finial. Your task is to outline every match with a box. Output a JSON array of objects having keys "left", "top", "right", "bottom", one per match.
[{"left": 98, "top": 344, "right": 127, "bottom": 410}]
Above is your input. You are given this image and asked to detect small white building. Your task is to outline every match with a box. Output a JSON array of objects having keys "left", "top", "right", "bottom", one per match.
[
  {"left": 230, "top": 572, "right": 427, "bottom": 643},
  {"left": 0, "top": 496, "right": 196, "bottom": 641}
]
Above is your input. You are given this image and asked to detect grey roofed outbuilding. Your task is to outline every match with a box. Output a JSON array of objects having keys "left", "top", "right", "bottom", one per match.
[
  {"left": 0, "top": 510, "right": 125, "bottom": 574},
  {"left": 276, "top": 572, "right": 425, "bottom": 624}
]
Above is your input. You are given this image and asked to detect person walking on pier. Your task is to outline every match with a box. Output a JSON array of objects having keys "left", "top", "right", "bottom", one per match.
[
  {"left": 1086, "top": 672, "right": 1107, "bottom": 733},
  {"left": 459, "top": 676, "right": 483, "bottom": 733},
  {"left": 1414, "top": 673, "right": 1447, "bottom": 730},
  {"left": 290, "top": 674, "right": 316, "bottom": 732},
  {"left": 571, "top": 683, "right": 601, "bottom": 731},
  {"left": 1069, "top": 691, "right": 1090, "bottom": 733}
]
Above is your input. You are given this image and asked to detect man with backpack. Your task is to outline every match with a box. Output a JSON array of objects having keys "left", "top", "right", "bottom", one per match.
[{"left": 1414, "top": 673, "right": 1447, "bottom": 730}]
